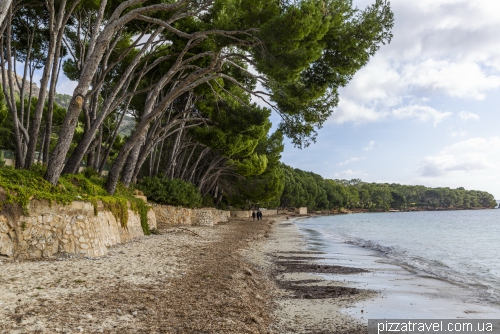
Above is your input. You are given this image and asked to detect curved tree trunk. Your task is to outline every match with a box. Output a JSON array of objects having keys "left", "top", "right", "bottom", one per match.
[
  {"left": 122, "top": 132, "right": 147, "bottom": 186},
  {"left": 179, "top": 143, "right": 197, "bottom": 180},
  {"left": 98, "top": 110, "right": 128, "bottom": 173},
  {"left": 25, "top": 0, "right": 70, "bottom": 169},
  {"left": 1, "top": 11, "right": 24, "bottom": 168},
  {"left": 45, "top": 0, "right": 188, "bottom": 184},
  {"left": 43, "top": 49, "right": 63, "bottom": 165},
  {"left": 153, "top": 139, "right": 164, "bottom": 175}
]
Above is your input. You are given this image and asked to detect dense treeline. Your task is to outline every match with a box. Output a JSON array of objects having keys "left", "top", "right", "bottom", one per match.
[
  {"left": 0, "top": 0, "right": 394, "bottom": 207},
  {"left": 278, "top": 165, "right": 497, "bottom": 211}
]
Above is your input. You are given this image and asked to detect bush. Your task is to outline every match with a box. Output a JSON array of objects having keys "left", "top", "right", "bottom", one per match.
[
  {"left": 202, "top": 194, "right": 214, "bottom": 207},
  {"left": 138, "top": 177, "right": 202, "bottom": 208}
]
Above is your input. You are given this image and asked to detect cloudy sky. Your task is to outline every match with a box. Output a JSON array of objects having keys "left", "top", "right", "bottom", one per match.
[{"left": 277, "top": 0, "right": 500, "bottom": 198}]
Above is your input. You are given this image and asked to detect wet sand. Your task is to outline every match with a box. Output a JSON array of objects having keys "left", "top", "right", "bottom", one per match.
[
  {"left": 324, "top": 240, "right": 500, "bottom": 320},
  {"left": 255, "top": 218, "right": 374, "bottom": 333}
]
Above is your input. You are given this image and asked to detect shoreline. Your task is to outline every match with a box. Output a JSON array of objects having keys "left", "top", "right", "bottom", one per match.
[
  {"left": 0, "top": 218, "right": 278, "bottom": 333},
  {"left": 2, "top": 214, "right": 499, "bottom": 332},
  {"left": 254, "top": 217, "right": 372, "bottom": 333},
  {"left": 303, "top": 206, "right": 497, "bottom": 217},
  {"left": 289, "top": 216, "right": 500, "bottom": 320}
]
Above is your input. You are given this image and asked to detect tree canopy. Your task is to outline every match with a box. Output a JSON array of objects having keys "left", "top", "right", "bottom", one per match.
[
  {"left": 277, "top": 167, "right": 497, "bottom": 211},
  {"left": 1, "top": 0, "right": 495, "bottom": 213}
]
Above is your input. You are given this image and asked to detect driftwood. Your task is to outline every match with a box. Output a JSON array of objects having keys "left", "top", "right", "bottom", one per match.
[{"left": 164, "top": 226, "right": 204, "bottom": 239}]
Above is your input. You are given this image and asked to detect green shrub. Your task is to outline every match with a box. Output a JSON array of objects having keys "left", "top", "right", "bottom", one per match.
[
  {"left": 202, "top": 194, "right": 214, "bottom": 207},
  {"left": 138, "top": 177, "right": 202, "bottom": 208}
]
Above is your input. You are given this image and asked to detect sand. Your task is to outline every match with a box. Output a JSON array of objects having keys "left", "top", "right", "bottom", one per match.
[
  {"left": 249, "top": 218, "right": 372, "bottom": 333},
  {"left": 0, "top": 220, "right": 277, "bottom": 333},
  {"left": 0, "top": 216, "right": 379, "bottom": 333}
]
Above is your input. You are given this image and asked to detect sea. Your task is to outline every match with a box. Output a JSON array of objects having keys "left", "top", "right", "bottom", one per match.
[{"left": 296, "top": 209, "right": 500, "bottom": 306}]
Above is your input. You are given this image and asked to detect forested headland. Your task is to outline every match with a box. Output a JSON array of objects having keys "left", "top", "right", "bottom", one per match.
[{"left": 278, "top": 165, "right": 497, "bottom": 212}]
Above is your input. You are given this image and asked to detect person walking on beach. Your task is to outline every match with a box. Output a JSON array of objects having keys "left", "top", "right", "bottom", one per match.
[{"left": 252, "top": 211, "right": 256, "bottom": 221}]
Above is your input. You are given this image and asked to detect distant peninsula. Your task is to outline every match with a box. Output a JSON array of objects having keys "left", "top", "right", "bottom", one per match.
[{"left": 278, "top": 165, "right": 497, "bottom": 212}]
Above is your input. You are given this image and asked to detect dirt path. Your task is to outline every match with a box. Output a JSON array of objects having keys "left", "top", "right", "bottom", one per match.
[{"left": 0, "top": 219, "right": 276, "bottom": 333}]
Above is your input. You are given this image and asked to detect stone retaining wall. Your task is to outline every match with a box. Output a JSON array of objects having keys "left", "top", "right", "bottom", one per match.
[
  {"left": 193, "top": 208, "right": 230, "bottom": 226},
  {"left": 152, "top": 205, "right": 229, "bottom": 228},
  {"left": 0, "top": 198, "right": 156, "bottom": 259},
  {"left": 0, "top": 194, "right": 232, "bottom": 259}
]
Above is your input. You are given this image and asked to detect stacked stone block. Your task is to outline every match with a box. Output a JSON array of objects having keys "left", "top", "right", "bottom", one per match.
[{"left": 0, "top": 196, "right": 156, "bottom": 259}]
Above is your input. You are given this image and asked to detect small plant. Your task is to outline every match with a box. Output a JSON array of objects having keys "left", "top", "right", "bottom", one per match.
[
  {"left": 0, "top": 151, "right": 5, "bottom": 168},
  {"left": 20, "top": 222, "right": 26, "bottom": 231},
  {"left": 83, "top": 167, "right": 99, "bottom": 179}
]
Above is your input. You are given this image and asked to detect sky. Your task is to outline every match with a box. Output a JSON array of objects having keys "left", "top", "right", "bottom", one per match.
[
  {"left": 275, "top": 0, "right": 500, "bottom": 198},
  {"left": 50, "top": 0, "right": 500, "bottom": 198}
]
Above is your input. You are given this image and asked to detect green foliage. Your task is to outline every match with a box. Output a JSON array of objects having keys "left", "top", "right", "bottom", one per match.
[
  {"left": 0, "top": 167, "right": 150, "bottom": 233},
  {"left": 280, "top": 165, "right": 340, "bottom": 210},
  {"left": 226, "top": 131, "right": 285, "bottom": 208},
  {"left": 278, "top": 168, "right": 497, "bottom": 211},
  {"left": 138, "top": 177, "right": 202, "bottom": 208},
  {"left": 0, "top": 90, "right": 68, "bottom": 152},
  {"left": 0, "top": 85, "right": 12, "bottom": 151},
  {"left": 252, "top": 0, "right": 394, "bottom": 147},
  {"left": 202, "top": 195, "right": 215, "bottom": 207},
  {"left": 228, "top": 153, "right": 268, "bottom": 177},
  {"left": 0, "top": 85, "right": 7, "bottom": 117}
]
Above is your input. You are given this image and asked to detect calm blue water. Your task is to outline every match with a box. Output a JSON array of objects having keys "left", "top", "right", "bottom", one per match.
[{"left": 296, "top": 210, "right": 500, "bottom": 304}]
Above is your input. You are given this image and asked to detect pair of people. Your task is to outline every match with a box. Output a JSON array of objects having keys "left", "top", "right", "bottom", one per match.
[{"left": 252, "top": 210, "right": 263, "bottom": 221}]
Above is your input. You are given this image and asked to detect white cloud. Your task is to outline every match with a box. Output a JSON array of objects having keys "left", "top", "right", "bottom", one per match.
[
  {"left": 459, "top": 111, "right": 480, "bottom": 121},
  {"left": 330, "top": 98, "right": 387, "bottom": 124},
  {"left": 401, "top": 60, "right": 500, "bottom": 100},
  {"left": 450, "top": 130, "right": 467, "bottom": 137},
  {"left": 363, "top": 141, "right": 376, "bottom": 152},
  {"left": 392, "top": 105, "right": 452, "bottom": 126},
  {"left": 331, "top": 99, "right": 452, "bottom": 126},
  {"left": 418, "top": 137, "right": 500, "bottom": 177},
  {"left": 330, "top": 0, "right": 500, "bottom": 126},
  {"left": 341, "top": 57, "right": 402, "bottom": 105},
  {"left": 337, "top": 157, "right": 366, "bottom": 167},
  {"left": 334, "top": 169, "right": 367, "bottom": 178}
]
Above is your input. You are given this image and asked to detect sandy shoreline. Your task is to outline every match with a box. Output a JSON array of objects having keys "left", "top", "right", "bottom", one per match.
[
  {"left": 1, "top": 215, "right": 372, "bottom": 333},
  {"left": 291, "top": 216, "right": 500, "bottom": 321},
  {"left": 252, "top": 218, "right": 373, "bottom": 333},
  {"left": 1, "top": 219, "right": 277, "bottom": 333},
  {"left": 4, "top": 214, "right": 496, "bottom": 333}
]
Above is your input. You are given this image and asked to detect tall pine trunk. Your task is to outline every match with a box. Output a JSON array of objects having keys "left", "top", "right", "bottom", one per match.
[{"left": 0, "top": 0, "right": 12, "bottom": 29}]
